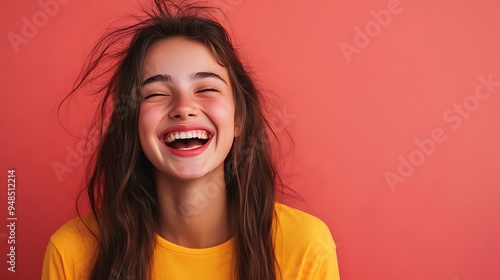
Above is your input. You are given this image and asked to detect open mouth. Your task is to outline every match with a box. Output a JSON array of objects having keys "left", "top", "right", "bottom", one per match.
[{"left": 163, "top": 130, "right": 210, "bottom": 151}]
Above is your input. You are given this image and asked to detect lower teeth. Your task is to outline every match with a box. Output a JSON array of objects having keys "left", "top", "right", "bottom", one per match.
[{"left": 177, "top": 144, "right": 202, "bottom": 151}]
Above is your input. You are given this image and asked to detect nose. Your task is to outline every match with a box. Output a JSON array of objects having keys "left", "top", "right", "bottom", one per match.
[{"left": 168, "top": 94, "right": 198, "bottom": 120}]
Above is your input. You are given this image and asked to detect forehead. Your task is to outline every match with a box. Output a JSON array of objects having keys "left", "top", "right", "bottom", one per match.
[{"left": 142, "top": 37, "right": 227, "bottom": 79}]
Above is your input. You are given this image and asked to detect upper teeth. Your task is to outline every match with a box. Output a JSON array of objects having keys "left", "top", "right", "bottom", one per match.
[{"left": 164, "top": 130, "right": 209, "bottom": 143}]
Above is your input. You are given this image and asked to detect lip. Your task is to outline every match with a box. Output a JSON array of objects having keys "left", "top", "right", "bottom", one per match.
[{"left": 158, "top": 124, "right": 214, "bottom": 157}]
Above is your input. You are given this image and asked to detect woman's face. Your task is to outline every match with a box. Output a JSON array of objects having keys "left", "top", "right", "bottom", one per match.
[{"left": 139, "top": 37, "right": 236, "bottom": 181}]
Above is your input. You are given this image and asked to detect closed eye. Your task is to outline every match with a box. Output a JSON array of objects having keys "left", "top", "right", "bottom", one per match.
[
  {"left": 143, "top": 93, "right": 168, "bottom": 100},
  {"left": 197, "top": 88, "right": 220, "bottom": 93}
]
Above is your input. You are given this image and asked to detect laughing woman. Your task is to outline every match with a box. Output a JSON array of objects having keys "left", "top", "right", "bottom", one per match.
[{"left": 42, "top": 1, "right": 340, "bottom": 279}]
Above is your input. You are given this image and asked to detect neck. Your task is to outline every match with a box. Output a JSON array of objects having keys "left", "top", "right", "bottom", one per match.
[{"left": 155, "top": 165, "right": 229, "bottom": 248}]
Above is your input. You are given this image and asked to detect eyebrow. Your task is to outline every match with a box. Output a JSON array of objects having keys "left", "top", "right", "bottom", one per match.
[{"left": 141, "top": 71, "right": 227, "bottom": 87}]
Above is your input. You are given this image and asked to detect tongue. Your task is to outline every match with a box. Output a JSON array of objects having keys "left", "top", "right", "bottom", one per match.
[{"left": 170, "top": 139, "right": 205, "bottom": 150}]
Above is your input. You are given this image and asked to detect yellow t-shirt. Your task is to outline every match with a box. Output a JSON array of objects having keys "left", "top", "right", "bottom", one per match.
[{"left": 42, "top": 203, "right": 340, "bottom": 279}]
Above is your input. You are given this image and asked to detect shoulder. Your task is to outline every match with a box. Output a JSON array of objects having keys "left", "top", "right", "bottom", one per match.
[
  {"left": 42, "top": 215, "right": 97, "bottom": 280},
  {"left": 274, "top": 203, "right": 340, "bottom": 279},
  {"left": 274, "top": 203, "right": 333, "bottom": 240},
  {"left": 49, "top": 214, "right": 97, "bottom": 252}
]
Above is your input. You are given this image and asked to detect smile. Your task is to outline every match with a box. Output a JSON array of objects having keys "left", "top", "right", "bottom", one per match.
[{"left": 162, "top": 129, "right": 211, "bottom": 151}]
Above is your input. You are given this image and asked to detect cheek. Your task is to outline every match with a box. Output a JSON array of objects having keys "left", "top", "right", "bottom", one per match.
[
  {"left": 138, "top": 104, "right": 163, "bottom": 148},
  {"left": 207, "top": 99, "right": 237, "bottom": 154},
  {"left": 204, "top": 98, "right": 236, "bottom": 130}
]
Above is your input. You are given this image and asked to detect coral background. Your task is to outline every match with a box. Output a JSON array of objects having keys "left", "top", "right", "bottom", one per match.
[{"left": 1, "top": 0, "right": 500, "bottom": 279}]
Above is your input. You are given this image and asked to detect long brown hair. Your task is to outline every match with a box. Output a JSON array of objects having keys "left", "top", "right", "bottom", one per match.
[{"left": 68, "top": 1, "right": 283, "bottom": 279}]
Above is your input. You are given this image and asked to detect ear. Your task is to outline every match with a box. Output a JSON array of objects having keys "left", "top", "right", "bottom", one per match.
[
  {"left": 234, "top": 115, "right": 241, "bottom": 137},
  {"left": 234, "top": 122, "right": 241, "bottom": 137}
]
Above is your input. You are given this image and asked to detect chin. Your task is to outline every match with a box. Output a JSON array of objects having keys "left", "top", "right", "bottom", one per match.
[{"left": 160, "top": 165, "right": 216, "bottom": 181}]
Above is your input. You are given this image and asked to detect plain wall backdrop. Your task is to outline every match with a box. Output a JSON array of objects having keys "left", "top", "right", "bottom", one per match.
[{"left": 1, "top": 0, "right": 500, "bottom": 279}]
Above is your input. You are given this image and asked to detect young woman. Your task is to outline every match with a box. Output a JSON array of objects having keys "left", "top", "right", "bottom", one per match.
[{"left": 42, "top": 1, "right": 340, "bottom": 279}]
